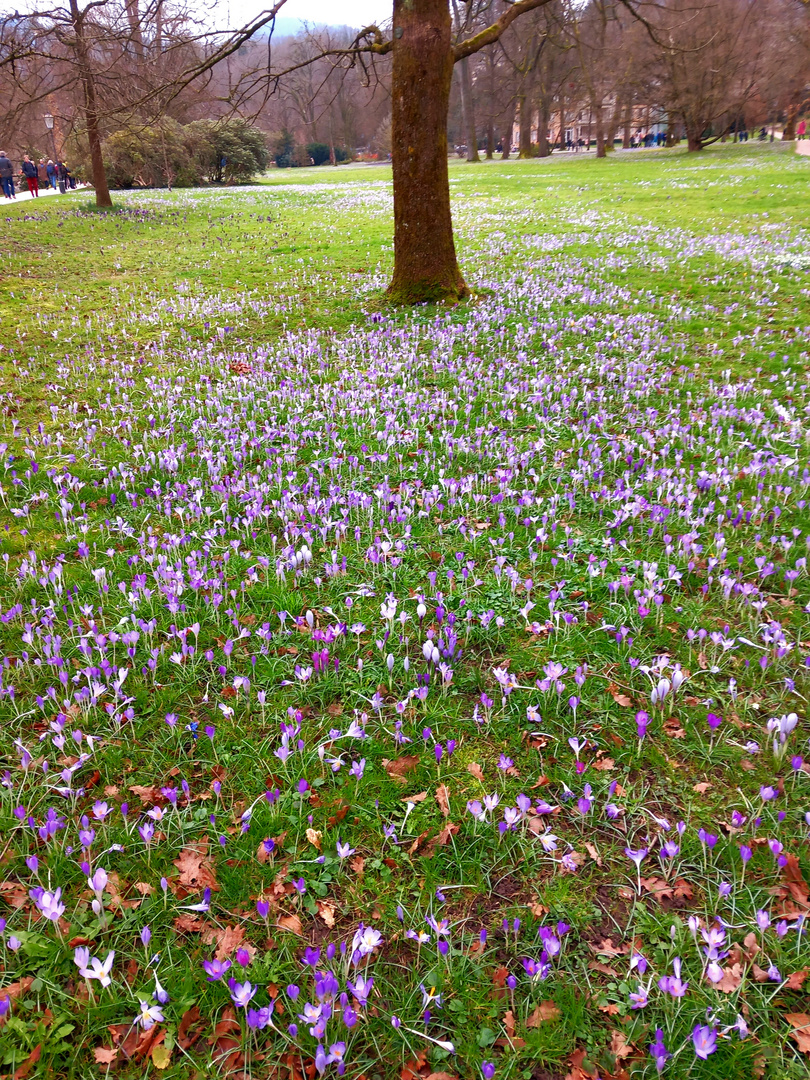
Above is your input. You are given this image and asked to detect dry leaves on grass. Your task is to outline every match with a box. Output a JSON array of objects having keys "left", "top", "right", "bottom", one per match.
[
  {"left": 588, "top": 938, "right": 629, "bottom": 957},
  {"left": 0, "top": 977, "right": 34, "bottom": 1006},
  {"left": 785, "top": 1013, "right": 810, "bottom": 1053},
  {"left": 639, "top": 877, "right": 693, "bottom": 904},
  {"left": 177, "top": 1005, "right": 205, "bottom": 1050},
  {"left": 209, "top": 1007, "right": 243, "bottom": 1070},
  {"left": 173, "top": 837, "right": 219, "bottom": 893},
  {"left": 607, "top": 683, "right": 632, "bottom": 707},
  {"left": 277, "top": 913, "right": 304, "bottom": 936},
  {"left": 0, "top": 882, "right": 29, "bottom": 909},
  {"left": 6, "top": 1044, "right": 41, "bottom": 1079},
  {"left": 436, "top": 784, "right": 450, "bottom": 817},
  {"left": 466, "top": 762, "right": 485, "bottom": 782},
  {"left": 527, "top": 1000, "right": 560, "bottom": 1026},
  {"left": 201, "top": 923, "right": 252, "bottom": 961},
  {"left": 384, "top": 755, "right": 420, "bottom": 781},
  {"left": 316, "top": 901, "right": 336, "bottom": 928}
]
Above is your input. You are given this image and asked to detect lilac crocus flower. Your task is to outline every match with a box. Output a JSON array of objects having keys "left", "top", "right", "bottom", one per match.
[{"left": 692, "top": 1024, "right": 717, "bottom": 1059}]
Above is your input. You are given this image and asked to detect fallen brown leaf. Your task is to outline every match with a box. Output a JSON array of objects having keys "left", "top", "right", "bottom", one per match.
[
  {"left": 173, "top": 838, "right": 219, "bottom": 892},
  {"left": 588, "top": 938, "right": 628, "bottom": 957},
  {"left": 316, "top": 901, "right": 336, "bottom": 928},
  {"left": 11, "top": 1044, "right": 41, "bottom": 1079},
  {"left": 588, "top": 960, "right": 621, "bottom": 978},
  {"left": 401, "top": 791, "right": 428, "bottom": 804},
  {"left": 786, "top": 1013, "right": 810, "bottom": 1053},
  {"left": 608, "top": 683, "right": 632, "bottom": 707},
  {"left": 384, "top": 755, "right": 420, "bottom": 780},
  {"left": 202, "top": 923, "right": 246, "bottom": 960},
  {"left": 277, "top": 913, "right": 304, "bottom": 936},
  {"left": 527, "top": 1000, "right": 560, "bottom": 1026},
  {"left": 466, "top": 762, "right": 485, "bottom": 782},
  {"left": 173, "top": 913, "right": 204, "bottom": 934},
  {"left": 177, "top": 1005, "right": 204, "bottom": 1051},
  {"left": 436, "top": 784, "right": 450, "bottom": 818}
]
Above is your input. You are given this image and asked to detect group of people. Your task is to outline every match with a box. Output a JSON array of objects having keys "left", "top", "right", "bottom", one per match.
[{"left": 0, "top": 152, "right": 75, "bottom": 200}]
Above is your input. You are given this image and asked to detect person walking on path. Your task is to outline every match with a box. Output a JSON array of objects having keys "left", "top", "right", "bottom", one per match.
[
  {"left": 799, "top": 119, "right": 807, "bottom": 140},
  {"left": 57, "top": 160, "right": 68, "bottom": 193},
  {"left": 0, "top": 152, "right": 15, "bottom": 199},
  {"left": 21, "top": 155, "right": 39, "bottom": 197},
  {"left": 46, "top": 160, "right": 57, "bottom": 189},
  {"left": 37, "top": 159, "right": 48, "bottom": 187}
]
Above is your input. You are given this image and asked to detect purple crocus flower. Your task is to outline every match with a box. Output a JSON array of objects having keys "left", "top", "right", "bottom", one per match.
[{"left": 692, "top": 1024, "right": 717, "bottom": 1059}]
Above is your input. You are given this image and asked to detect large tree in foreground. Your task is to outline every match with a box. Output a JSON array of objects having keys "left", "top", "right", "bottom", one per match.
[{"left": 386, "top": 0, "right": 561, "bottom": 302}]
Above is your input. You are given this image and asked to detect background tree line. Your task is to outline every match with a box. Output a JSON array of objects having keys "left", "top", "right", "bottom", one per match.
[{"left": 3, "top": 0, "right": 809, "bottom": 195}]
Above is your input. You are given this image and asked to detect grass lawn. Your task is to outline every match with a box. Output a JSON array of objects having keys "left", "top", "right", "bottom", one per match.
[{"left": 0, "top": 141, "right": 809, "bottom": 1080}]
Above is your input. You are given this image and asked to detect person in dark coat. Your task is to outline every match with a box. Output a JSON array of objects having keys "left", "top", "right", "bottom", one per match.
[
  {"left": 37, "top": 159, "right": 48, "bottom": 187},
  {"left": 21, "top": 155, "right": 39, "bottom": 197},
  {"left": 57, "top": 160, "right": 69, "bottom": 193},
  {"left": 0, "top": 151, "right": 15, "bottom": 199}
]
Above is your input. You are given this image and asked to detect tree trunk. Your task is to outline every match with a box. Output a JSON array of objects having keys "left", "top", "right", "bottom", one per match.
[
  {"left": 606, "top": 96, "right": 622, "bottom": 151},
  {"left": 69, "top": 0, "right": 113, "bottom": 207},
  {"left": 686, "top": 125, "right": 703, "bottom": 152},
  {"left": 537, "top": 102, "right": 549, "bottom": 157},
  {"left": 594, "top": 103, "right": 606, "bottom": 158},
  {"left": 458, "top": 56, "right": 479, "bottom": 161},
  {"left": 518, "top": 81, "right": 534, "bottom": 157},
  {"left": 387, "top": 0, "right": 468, "bottom": 304},
  {"left": 486, "top": 119, "right": 494, "bottom": 159},
  {"left": 783, "top": 104, "right": 798, "bottom": 142}
]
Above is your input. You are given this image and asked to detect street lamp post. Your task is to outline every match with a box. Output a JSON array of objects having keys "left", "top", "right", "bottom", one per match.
[{"left": 43, "top": 114, "right": 58, "bottom": 162}]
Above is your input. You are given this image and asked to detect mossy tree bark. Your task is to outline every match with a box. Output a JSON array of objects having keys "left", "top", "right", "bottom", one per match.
[
  {"left": 386, "top": 0, "right": 557, "bottom": 304},
  {"left": 387, "top": 0, "right": 468, "bottom": 304}
]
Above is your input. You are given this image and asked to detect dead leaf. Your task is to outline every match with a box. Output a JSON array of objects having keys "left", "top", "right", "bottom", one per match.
[
  {"left": 0, "top": 882, "right": 29, "bottom": 909},
  {"left": 277, "top": 913, "right": 304, "bottom": 936},
  {"left": 11, "top": 1044, "right": 41, "bottom": 1079},
  {"left": 610, "top": 1030, "right": 632, "bottom": 1060},
  {"left": 714, "top": 962, "right": 743, "bottom": 993},
  {"left": 401, "top": 791, "right": 428, "bottom": 804},
  {"left": 592, "top": 756, "right": 615, "bottom": 772},
  {"left": 426, "top": 821, "right": 459, "bottom": 854},
  {"left": 782, "top": 855, "right": 810, "bottom": 907},
  {"left": 177, "top": 1005, "right": 203, "bottom": 1051},
  {"left": 316, "top": 901, "right": 336, "bottom": 928},
  {"left": 0, "top": 978, "right": 33, "bottom": 1004},
  {"left": 588, "top": 960, "right": 622, "bottom": 978},
  {"left": 503, "top": 1009, "right": 516, "bottom": 1040},
  {"left": 209, "top": 1007, "right": 243, "bottom": 1070},
  {"left": 784, "top": 969, "right": 809, "bottom": 991},
  {"left": 584, "top": 842, "right": 602, "bottom": 867},
  {"left": 608, "top": 683, "right": 632, "bottom": 707},
  {"left": 384, "top": 755, "right": 420, "bottom": 781},
  {"left": 527, "top": 1001, "right": 560, "bottom": 1026},
  {"left": 350, "top": 855, "right": 365, "bottom": 876},
  {"left": 173, "top": 838, "right": 219, "bottom": 892},
  {"left": 407, "top": 829, "right": 431, "bottom": 855},
  {"left": 693, "top": 782, "right": 712, "bottom": 794},
  {"left": 305, "top": 828, "right": 322, "bottom": 850},
  {"left": 202, "top": 924, "right": 246, "bottom": 960},
  {"left": 436, "top": 785, "right": 450, "bottom": 817},
  {"left": 786, "top": 1013, "right": 810, "bottom": 1053},
  {"left": 588, "top": 938, "right": 628, "bottom": 957},
  {"left": 466, "top": 762, "right": 485, "bottom": 782},
  {"left": 663, "top": 717, "right": 686, "bottom": 738},
  {"left": 93, "top": 1047, "right": 118, "bottom": 1065},
  {"left": 152, "top": 1043, "right": 172, "bottom": 1069},
  {"left": 173, "top": 913, "right": 204, "bottom": 933}
]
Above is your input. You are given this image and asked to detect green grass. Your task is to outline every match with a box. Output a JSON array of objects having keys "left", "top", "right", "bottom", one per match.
[{"left": 0, "top": 142, "right": 809, "bottom": 1080}]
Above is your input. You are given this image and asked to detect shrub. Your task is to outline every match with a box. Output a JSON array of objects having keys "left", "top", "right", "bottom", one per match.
[{"left": 185, "top": 119, "right": 270, "bottom": 183}]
